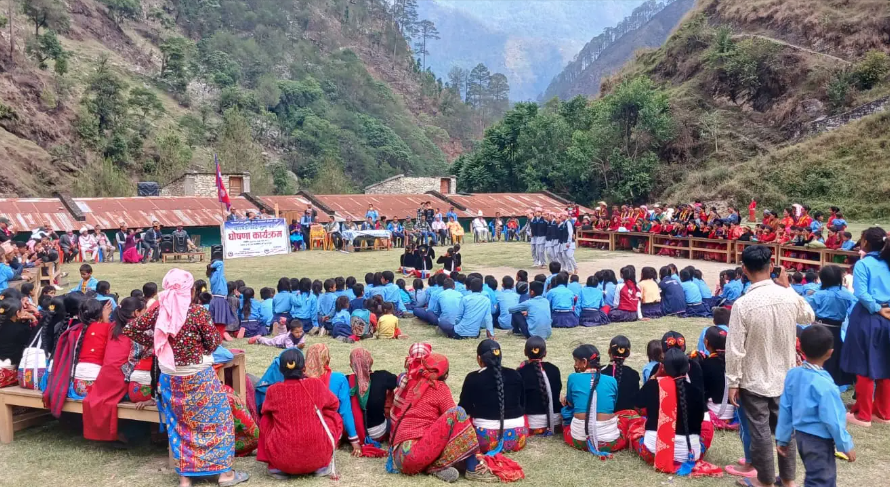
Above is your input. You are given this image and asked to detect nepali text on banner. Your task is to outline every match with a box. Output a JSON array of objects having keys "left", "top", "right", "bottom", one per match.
[{"left": 221, "top": 218, "right": 290, "bottom": 259}]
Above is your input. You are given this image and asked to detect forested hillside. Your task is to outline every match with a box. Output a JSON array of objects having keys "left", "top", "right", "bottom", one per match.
[
  {"left": 0, "top": 0, "right": 496, "bottom": 197},
  {"left": 455, "top": 0, "right": 890, "bottom": 219},
  {"left": 542, "top": 0, "right": 694, "bottom": 101}
]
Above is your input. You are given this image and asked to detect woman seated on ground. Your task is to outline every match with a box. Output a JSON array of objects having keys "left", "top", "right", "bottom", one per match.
[
  {"left": 459, "top": 340, "right": 527, "bottom": 454},
  {"left": 304, "top": 343, "right": 362, "bottom": 456},
  {"left": 561, "top": 344, "right": 626, "bottom": 455},
  {"left": 72, "top": 299, "right": 114, "bottom": 397},
  {"left": 388, "top": 352, "right": 500, "bottom": 483},
  {"left": 629, "top": 349, "right": 721, "bottom": 477},
  {"left": 258, "top": 349, "right": 342, "bottom": 479},
  {"left": 517, "top": 337, "right": 562, "bottom": 436},
  {"left": 0, "top": 299, "right": 36, "bottom": 387},
  {"left": 347, "top": 348, "right": 398, "bottom": 446}
]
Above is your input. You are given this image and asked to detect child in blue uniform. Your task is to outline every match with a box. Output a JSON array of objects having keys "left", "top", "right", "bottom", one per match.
[
  {"left": 546, "top": 272, "right": 577, "bottom": 328},
  {"left": 579, "top": 275, "right": 609, "bottom": 326},
  {"left": 777, "top": 325, "right": 856, "bottom": 486},
  {"left": 806, "top": 266, "right": 857, "bottom": 386}
]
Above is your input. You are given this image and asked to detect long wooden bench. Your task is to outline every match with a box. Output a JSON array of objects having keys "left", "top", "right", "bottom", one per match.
[
  {"left": 611, "top": 232, "right": 653, "bottom": 252},
  {"left": 0, "top": 352, "right": 246, "bottom": 446},
  {"left": 821, "top": 249, "right": 860, "bottom": 270},
  {"left": 690, "top": 238, "right": 734, "bottom": 264},
  {"left": 652, "top": 235, "right": 692, "bottom": 259},
  {"left": 576, "top": 229, "right": 613, "bottom": 250},
  {"left": 778, "top": 245, "right": 823, "bottom": 270}
]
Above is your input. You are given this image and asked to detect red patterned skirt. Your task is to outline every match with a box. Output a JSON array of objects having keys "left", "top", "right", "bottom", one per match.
[
  {"left": 391, "top": 406, "right": 479, "bottom": 475},
  {"left": 0, "top": 368, "right": 17, "bottom": 388}
]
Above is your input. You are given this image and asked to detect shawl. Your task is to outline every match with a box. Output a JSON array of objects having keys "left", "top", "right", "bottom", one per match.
[
  {"left": 389, "top": 352, "right": 448, "bottom": 424},
  {"left": 42, "top": 323, "right": 84, "bottom": 417},
  {"left": 305, "top": 343, "right": 332, "bottom": 386},
  {"left": 349, "top": 348, "right": 373, "bottom": 409},
  {"left": 153, "top": 269, "right": 193, "bottom": 371}
]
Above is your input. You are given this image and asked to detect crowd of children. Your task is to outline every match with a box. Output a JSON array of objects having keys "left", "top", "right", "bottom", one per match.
[{"left": 0, "top": 225, "right": 886, "bottom": 487}]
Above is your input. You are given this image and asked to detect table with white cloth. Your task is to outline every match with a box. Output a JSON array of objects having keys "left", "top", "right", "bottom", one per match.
[{"left": 341, "top": 229, "right": 392, "bottom": 251}]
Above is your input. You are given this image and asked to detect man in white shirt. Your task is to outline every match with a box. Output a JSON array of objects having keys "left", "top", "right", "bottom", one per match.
[
  {"left": 727, "top": 245, "right": 815, "bottom": 487},
  {"left": 472, "top": 212, "right": 488, "bottom": 243}
]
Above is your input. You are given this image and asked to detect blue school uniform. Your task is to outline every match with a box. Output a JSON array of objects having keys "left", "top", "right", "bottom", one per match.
[
  {"left": 642, "top": 361, "right": 659, "bottom": 386},
  {"left": 454, "top": 282, "right": 467, "bottom": 295},
  {"left": 382, "top": 282, "right": 408, "bottom": 314},
  {"left": 840, "top": 252, "right": 890, "bottom": 380},
  {"left": 792, "top": 283, "right": 806, "bottom": 296},
  {"left": 330, "top": 309, "right": 352, "bottom": 338},
  {"left": 483, "top": 286, "right": 498, "bottom": 314},
  {"left": 367, "top": 285, "right": 385, "bottom": 299},
  {"left": 495, "top": 289, "right": 520, "bottom": 329},
  {"left": 452, "top": 292, "right": 493, "bottom": 338},
  {"left": 694, "top": 278, "right": 713, "bottom": 301},
  {"left": 69, "top": 276, "right": 99, "bottom": 294},
  {"left": 317, "top": 292, "right": 337, "bottom": 322},
  {"left": 0, "top": 263, "right": 13, "bottom": 292},
  {"left": 410, "top": 289, "right": 428, "bottom": 309},
  {"left": 293, "top": 292, "right": 318, "bottom": 331},
  {"left": 432, "top": 289, "right": 463, "bottom": 324},
  {"left": 568, "top": 281, "right": 583, "bottom": 316},
  {"left": 208, "top": 261, "right": 227, "bottom": 296},
  {"left": 697, "top": 324, "right": 729, "bottom": 355},
  {"left": 807, "top": 288, "right": 857, "bottom": 322},
  {"left": 399, "top": 289, "right": 412, "bottom": 306},
  {"left": 602, "top": 282, "right": 617, "bottom": 308},
  {"left": 839, "top": 240, "right": 856, "bottom": 251},
  {"left": 547, "top": 285, "right": 575, "bottom": 311},
  {"left": 681, "top": 281, "right": 702, "bottom": 304},
  {"left": 803, "top": 282, "right": 821, "bottom": 296},
  {"left": 671, "top": 273, "right": 682, "bottom": 284},
  {"left": 508, "top": 296, "right": 552, "bottom": 339},
  {"left": 579, "top": 287, "right": 604, "bottom": 309},
  {"left": 776, "top": 365, "right": 854, "bottom": 453},
  {"left": 426, "top": 285, "right": 443, "bottom": 309},
  {"left": 721, "top": 279, "right": 743, "bottom": 302},
  {"left": 348, "top": 296, "right": 365, "bottom": 313},
  {"left": 658, "top": 277, "right": 686, "bottom": 315},
  {"left": 259, "top": 298, "right": 274, "bottom": 328},
  {"left": 96, "top": 294, "right": 117, "bottom": 310}
]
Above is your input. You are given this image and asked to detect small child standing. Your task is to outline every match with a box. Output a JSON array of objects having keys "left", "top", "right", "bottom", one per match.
[
  {"left": 249, "top": 319, "right": 305, "bottom": 350},
  {"left": 376, "top": 302, "right": 405, "bottom": 339},
  {"left": 641, "top": 340, "right": 662, "bottom": 386},
  {"left": 776, "top": 325, "right": 856, "bottom": 486}
]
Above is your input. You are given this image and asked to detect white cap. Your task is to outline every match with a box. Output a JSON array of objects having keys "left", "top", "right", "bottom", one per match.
[{"left": 477, "top": 210, "right": 483, "bottom": 216}]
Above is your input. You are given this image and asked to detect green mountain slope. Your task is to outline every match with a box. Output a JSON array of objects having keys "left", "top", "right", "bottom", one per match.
[
  {"left": 453, "top": 0, "right": 890, "bottom": 219},
  {"left": 0, "top": 0, "right": 477, "bottom": 197}
]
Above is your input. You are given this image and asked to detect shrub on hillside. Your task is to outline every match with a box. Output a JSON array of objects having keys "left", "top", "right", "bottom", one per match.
[{"left": 853, "top": 51, "right": 889, "bottom": 90}]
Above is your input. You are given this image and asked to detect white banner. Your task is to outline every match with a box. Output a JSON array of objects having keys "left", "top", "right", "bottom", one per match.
[{"left": 221, "top": 218, "right": 289, "bottom": 259}]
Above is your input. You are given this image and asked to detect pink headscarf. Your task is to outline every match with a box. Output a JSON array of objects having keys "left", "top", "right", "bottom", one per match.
[{"left": 153, "top": 268, "right": 194, "bottom": 371}]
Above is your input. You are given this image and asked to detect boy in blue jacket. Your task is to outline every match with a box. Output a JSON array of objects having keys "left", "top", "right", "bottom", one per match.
[{"left": 776, "top": 325, "right": 856, "bottom": 487}]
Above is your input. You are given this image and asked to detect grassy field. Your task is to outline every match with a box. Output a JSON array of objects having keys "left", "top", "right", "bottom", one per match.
[{"left": 0, "top": 243, "right": 888, "bottom": 487}]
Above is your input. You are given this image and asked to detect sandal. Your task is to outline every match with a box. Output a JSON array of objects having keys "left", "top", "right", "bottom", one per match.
[{"left": 218, "top": 471, "right": 250, "bottom": 487}]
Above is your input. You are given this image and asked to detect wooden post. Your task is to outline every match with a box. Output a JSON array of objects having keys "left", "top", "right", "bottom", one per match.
[{"left": 0, "top": 395, "right": 13, "bottom": 444}]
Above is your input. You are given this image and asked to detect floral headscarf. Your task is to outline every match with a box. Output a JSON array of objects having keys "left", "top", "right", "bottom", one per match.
[
  {"left": 390, "top": 352, "right": 449, "bottom": 423},
  {"left": 304, "top": 343, "right": 331, "bottom": 385},
  {"left": 349, "top": 348, "right": 373, "bottom": 408}
]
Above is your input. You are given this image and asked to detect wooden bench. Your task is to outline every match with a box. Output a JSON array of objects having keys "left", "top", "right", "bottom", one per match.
[
  {"left": 652, "top": 235, "right": 692, "bottom": 259},
  {"left": 611, "top": 232, "right": 653, "bottom": 253},
  {"left": 690, "top": 238, "right": 734, "bottom": 264},
  {"left": 161, "top": 252, "right": 205, "bottom": 263},
  {"left": 0, "top": 352, "right": 246, "bottom": 446},
  {"left": 735, "top": 241, "right": 777, "bottom": 265},
  {"left": 576, "top": 229, "right": 613, "bottom": 250},
  {"left": 778, "top": 245, "right": 823, "bottom": 271},
  {"left": 821, "top": 249, "right": 860, "bottom": 270}
]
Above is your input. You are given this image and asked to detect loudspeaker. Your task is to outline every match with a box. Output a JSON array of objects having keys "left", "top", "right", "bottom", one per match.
[
  {"left": 211, "top": 245, "right": 224, "bottom": 261},
  {"left": 160, "top": 234, "right": 174, "bottom": 253}
]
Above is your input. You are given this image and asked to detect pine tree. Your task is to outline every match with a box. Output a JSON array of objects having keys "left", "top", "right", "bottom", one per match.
[{"left": 414, "top": 19, "right": 439, "bottom": 71}]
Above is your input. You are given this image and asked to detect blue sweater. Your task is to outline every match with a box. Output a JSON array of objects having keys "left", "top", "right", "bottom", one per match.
[
  {"left": 508, "top": 296, "right": 552, "bottom": 339},
  {"left": 208, "top": 260, "right": 227, "bottom": 296},
  {"left": 806, "top": 287, "right": 857, "bottom": 322},
  {"left": 853, "top": 252, "right": 890, "bottom": 313},
  {"left": 681, "top": 281, "right": 703, "bottom": 305}
]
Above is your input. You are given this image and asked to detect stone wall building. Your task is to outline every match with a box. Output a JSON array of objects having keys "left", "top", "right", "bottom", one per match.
[
  {"left": 364, "top": 174, "right": 457, "bottom": 194},
  {"left": 160, "top": 172, "right": 251, "bottom": 197}
]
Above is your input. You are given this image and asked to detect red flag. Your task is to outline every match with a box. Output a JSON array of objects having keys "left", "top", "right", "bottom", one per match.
[{"left": 215, "top": 154, "right": 231, "bottom": 211}]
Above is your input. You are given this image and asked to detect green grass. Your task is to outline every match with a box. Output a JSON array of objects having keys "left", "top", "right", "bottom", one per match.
[{"left": 1, "top": 243, "right": 888, "bottom": 486}]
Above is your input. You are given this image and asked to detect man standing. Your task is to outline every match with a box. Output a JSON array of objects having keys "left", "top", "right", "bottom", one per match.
[
  {"left": 365, "top": 204, "right": 379, "bottom": 223},
  {"left": 559, "top": 213, "right": 577, "bottom": 274},
  {"left": 300, "top": 209, "right": 313, "bottom": 249},
  {"left": 226, "top": 207, "right": 241, "bottom": 221},
  {"left": 727, "top": 245, "right": 815, "bottom": 487}
]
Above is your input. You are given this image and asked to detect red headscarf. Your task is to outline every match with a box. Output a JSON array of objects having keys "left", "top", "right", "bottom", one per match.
[{"left": 390, "top": 352, "right": 448, "bottom": 423}]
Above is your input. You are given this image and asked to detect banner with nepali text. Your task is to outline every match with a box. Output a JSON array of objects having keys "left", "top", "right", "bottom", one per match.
[{"left": 221, "top": 218, "right": 289, "bottom": 259}]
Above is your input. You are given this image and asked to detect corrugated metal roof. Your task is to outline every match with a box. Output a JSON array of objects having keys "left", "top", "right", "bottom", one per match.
[
  {"left": 256, "top": 195, "right": 324, "bottom": 215},
  {"left": 73, "top": 196, "right": 257, "bottom": 229},
  {"left": 316, "top": 193, "right": 437, "bottom": 222},
  {"left": 0, "top": 198, "right": 81, "bottom": 232},
  {"left": 449, "top": 193, "right": 592, "bottom": 218}
]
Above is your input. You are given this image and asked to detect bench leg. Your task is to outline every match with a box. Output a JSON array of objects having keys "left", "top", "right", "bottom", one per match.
[{"left": 0, "top": 396, "right": 13, "bottom": 444}]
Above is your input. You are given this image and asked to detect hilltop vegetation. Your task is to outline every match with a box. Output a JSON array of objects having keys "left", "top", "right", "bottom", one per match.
[
  {"left": 456, "top": 0, "right": 890, "bottom": 219},
  {"left": 0, "top": 0, "right": 498, "bottom": 197}
]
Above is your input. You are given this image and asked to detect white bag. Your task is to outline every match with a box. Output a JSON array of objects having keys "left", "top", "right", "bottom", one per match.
[{"left": 17, "top": 330, "right": 47, "bottom": 390}]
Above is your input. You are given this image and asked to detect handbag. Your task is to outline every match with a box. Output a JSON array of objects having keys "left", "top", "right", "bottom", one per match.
[{"left": 18, "top": 330, "right": 48, "bottom": 390}]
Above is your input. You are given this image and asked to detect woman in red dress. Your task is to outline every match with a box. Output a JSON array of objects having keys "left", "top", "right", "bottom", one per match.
[{"left": 257, "top": 348, "right": 343, "bottom": 479}]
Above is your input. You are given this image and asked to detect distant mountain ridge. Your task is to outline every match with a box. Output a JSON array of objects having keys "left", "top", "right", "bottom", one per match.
[{"left": 542, "top": 0, "right": 695, "bottom": 101}]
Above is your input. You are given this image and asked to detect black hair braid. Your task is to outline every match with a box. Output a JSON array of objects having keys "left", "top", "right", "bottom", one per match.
[
  {"left": 70, "top": 322, "right": 89, "bottom": 377},
  {"left": 584, "top": 367, "right": 601, "bottom": 442},
  {"left": 613, "top": 357, "right": 625, "bottom": 394},
  {"left": 533, "top": 361, "right": 551, "bottom": 430},
  {"left": 675, "top": 376, "right": 693, "bottom": 457},
  {"left": 150, "top": 356, "right": 160, "bottom": 397},
  {"left": 495, "top": 361, "right": 505, "bottom": 441}
]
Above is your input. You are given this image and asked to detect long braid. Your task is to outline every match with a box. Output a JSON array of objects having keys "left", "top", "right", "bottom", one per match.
[
  {"left": 613, "top": 357, "right": 625, "bottom": 394},
  {"left": 533, "top": 361, "right": 551, "bottom": 430},
  {"left": 495, "top": 360, "right": 505, "bottom": 441},
  {"left": 583, "top": 357, "right": 601, "bottom": 443},
  {"left": 676, "top": 376, "right": 693, "bottom": 457}
]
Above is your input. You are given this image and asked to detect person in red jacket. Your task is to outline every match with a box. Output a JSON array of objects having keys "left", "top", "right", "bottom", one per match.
[
  {"left": 748, "top": 198, "right": 757, "bottom": 223},
  {"left": 258, "top": 348, "right": 343, "bottom": 479}
]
